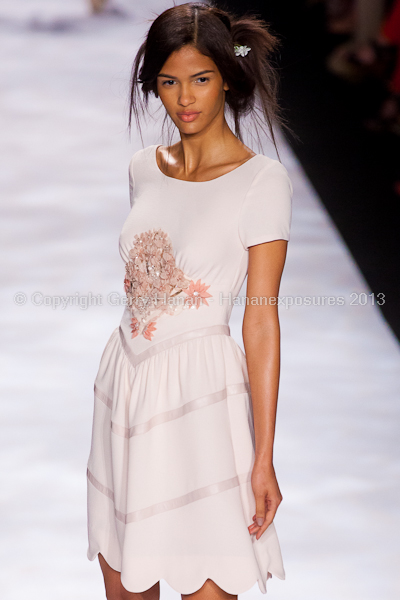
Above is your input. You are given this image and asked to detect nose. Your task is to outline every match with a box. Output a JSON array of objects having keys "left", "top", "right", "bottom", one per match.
[{"left": 178, "top": 83, "right": 196, "bottom": 107}]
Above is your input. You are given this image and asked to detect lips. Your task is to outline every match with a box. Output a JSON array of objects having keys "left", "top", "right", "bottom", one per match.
[{"left": 177, "top": 112, "right": 201, "bottom": 123}]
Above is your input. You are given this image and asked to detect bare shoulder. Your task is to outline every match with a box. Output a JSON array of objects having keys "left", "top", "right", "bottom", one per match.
[
  {"left": 223, "top": 142, "right": 256, "bottom": 167},
  {"left": 157, "top": 143, "right": 180, "bottom": 164},
  {"left": 239, "top": 143, "right": 257, "bottom": 161}
]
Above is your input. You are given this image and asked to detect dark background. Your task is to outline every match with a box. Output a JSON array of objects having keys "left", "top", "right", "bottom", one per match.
[{"left": 215, "top": 0, "right": 400, "bottom": 341}]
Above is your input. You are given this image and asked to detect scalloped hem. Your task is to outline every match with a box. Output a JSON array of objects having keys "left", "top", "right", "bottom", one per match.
[
  {"left": 87, "top": 327, "right": 286, "bottom": 595},
  {"left": 88, "top": 548, "right": 284, "bottom": 595}
]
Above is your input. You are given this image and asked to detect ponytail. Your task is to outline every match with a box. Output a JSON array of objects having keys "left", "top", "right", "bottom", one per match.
[{"left": 228, "top": 13, "right": 287, "bottom": 156}]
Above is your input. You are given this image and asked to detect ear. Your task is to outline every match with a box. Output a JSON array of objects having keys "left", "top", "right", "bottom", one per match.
[{"left": 223, "top": 81, "right": 229, "bottom": 92}]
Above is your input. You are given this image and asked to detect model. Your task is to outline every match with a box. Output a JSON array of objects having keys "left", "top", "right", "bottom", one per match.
[{"left": 86, "top": 3, "right": 294, "bottom": 599}]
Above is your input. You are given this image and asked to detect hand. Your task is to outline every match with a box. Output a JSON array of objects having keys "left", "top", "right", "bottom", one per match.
[{"left": 248, "top": 461, "right": 282, "bottom": 540}]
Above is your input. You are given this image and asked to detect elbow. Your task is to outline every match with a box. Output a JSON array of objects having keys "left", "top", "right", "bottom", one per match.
[{"left": 242, "top": 318, "right": 281, "bottom": 348}]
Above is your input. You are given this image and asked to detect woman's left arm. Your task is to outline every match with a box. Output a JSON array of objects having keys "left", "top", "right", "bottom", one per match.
[{"left": 242, "top": 238, "right": 288, "bottom": 540}]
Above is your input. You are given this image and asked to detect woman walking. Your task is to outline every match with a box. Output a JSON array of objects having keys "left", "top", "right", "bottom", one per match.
[{"left": 86, "top": 3, "right": 293, "bottom": 599}]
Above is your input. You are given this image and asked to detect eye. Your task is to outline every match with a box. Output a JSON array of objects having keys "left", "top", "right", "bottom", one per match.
[
  {"left": 195, "top": 77, "right": 209, "bottom": 83},
  {"left": 161, "top": 79, "right": 176, "bottom": 86}
]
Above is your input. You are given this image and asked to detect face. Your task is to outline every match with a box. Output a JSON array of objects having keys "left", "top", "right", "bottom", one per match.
[{"left": 156, "top": 45, "right": 229, "bottom": 134}]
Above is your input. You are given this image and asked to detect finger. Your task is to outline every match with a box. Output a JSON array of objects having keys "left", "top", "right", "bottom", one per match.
[
  {"left": 254, "top": 495, "right": 266, "bottom": 527},
  {"left": 249, "top": 496, "right": 281, "bottom": 536},
  {"left": 248, "top": 518, "right": 261, "bottom": 533},
  {"left": 249, "top": 519, "right": 263, "bottom": 533},
  {"left": 256, "top": 505, "right": 279, "bottom": 539},
  {"left": 256, "top": 518, "right": 273, "bottom": 538},
  {"left": 249, "top": 518, "right": 258, "bottom": 527}
]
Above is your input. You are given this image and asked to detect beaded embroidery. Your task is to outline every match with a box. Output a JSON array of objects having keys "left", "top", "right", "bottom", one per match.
[{"left": 124, "top": 228, "right": 212, "bottom": 341}]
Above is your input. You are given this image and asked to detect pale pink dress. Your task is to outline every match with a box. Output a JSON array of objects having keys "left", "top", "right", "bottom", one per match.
[{"left": 86, "top": 144, "right": 293, "bottom": 595}]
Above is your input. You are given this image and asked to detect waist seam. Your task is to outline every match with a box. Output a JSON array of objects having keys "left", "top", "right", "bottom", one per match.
[{"left": 119, "top": 323, "right": 231, "bottom": 368}]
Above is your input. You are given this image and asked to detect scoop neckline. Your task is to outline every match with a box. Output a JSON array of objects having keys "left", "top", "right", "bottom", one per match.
[{"left": 152, "top": 144, "right": 261, "bottom": 184}]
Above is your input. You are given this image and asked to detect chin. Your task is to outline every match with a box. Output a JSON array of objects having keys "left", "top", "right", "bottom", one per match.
[{"left": 176, "top": 123, "right": 203, "bottom": 135}]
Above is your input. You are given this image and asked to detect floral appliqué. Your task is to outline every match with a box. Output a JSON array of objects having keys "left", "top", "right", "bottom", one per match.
[{"left": 124, "top": 228, "right": 212, "bottom": 341}]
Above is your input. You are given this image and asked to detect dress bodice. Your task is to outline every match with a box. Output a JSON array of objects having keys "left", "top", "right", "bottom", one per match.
[{"left": 118, "top": 144, "right": 293, "bottom": 357}]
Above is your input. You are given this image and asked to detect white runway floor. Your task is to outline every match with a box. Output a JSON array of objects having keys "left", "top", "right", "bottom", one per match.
[{"left": 1, "top": 1, "right": 400, "bottom": 599}]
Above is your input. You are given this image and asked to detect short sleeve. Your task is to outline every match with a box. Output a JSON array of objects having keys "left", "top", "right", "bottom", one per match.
[{"left": 238, "top": 161, "right": 293, "bottom": 250}]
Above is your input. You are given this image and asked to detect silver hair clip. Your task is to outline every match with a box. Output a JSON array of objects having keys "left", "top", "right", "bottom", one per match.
[{"left": 234, "top": 44, "right": 251, "bottom": 57}]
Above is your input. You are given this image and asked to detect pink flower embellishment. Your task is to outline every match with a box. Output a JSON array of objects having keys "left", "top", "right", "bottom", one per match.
[
  {"left": 130, "top": 317, "right": 140, "bottom": 339},
  {"left": 124, "top": 278, "right": 131, "bottom": 294},
  {"left": 184, "top": 279, "right": 212, "bottom": 309},
  {"left": 124, "top": 228, "right": 212, "bottom": 340},
  {"left": 143, "top": 321, "right": 157, "bottom": 341}
]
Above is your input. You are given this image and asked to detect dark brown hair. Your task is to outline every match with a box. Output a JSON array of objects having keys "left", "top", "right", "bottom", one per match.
[{"left": 127, "top": 1, "right": 293, "bottom": 160}]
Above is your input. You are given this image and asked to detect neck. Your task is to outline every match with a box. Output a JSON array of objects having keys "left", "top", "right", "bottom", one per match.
[{"left": 177, "top": 113, "right": 238, "bottom": 174}]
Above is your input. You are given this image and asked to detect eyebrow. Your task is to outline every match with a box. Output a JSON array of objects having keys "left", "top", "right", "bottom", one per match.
[{"left": 157, "top": 70, "right": 215, "bottom": 79}]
